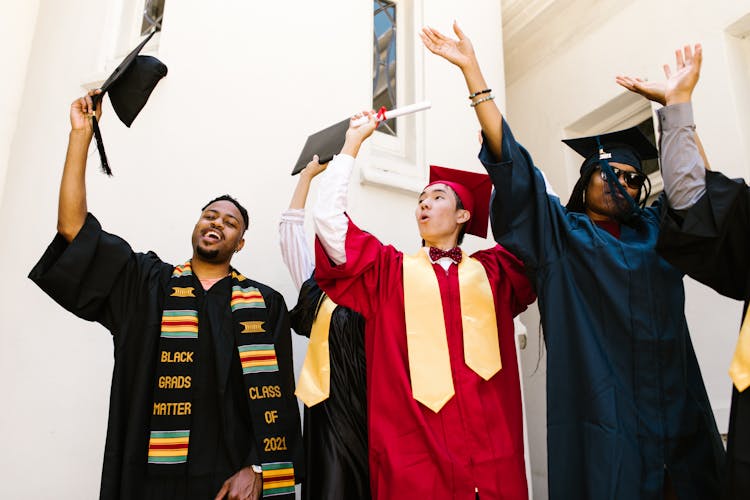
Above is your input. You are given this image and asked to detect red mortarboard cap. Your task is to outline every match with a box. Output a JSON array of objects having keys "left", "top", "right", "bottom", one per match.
[
  {"left": 426, "top": 165, "right": 492, "bottom": 239},
  {"left": 91, "top": 30, "right": 168, "bottom": 175}
]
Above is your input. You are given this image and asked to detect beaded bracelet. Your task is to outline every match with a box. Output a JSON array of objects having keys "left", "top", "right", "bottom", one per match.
[
  {"left": 470, "top": 95, "right": 495, "bottom": 108},
  {"left": 468, "top": 88, "right": 491, "bottom": 99}
]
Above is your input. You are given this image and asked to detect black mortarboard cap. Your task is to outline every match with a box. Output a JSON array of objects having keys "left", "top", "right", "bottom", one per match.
[
  {"left": 562, "top": 125, "right": 658, "bottom": 173},
  {"left": 91, "top": 30, "right": 168, "bottom": 175},
  {"left": 291, "top": 119, "right": 350, "bottom": 175}
]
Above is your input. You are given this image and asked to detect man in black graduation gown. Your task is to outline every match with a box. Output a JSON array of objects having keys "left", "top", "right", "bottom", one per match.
[
  {"left": 28, "top": 91, "right": 302, "bottom": 500},
  {"left": 620, "top": 44, "right": 750, "bottom": 499}
]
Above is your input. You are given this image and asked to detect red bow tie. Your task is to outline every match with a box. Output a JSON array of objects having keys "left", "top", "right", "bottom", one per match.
[{"left": 429, "top": 247, "right": 463, "bottom": 264}]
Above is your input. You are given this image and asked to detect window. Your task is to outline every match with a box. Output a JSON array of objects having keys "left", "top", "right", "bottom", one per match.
[
  {"left": 141, "top": 0, "right": 166, "bottom": 36},
  {"left": 373, "top": 0, "right": 397, "bottom": 136},
  {"left": 114, "top": 0, "right": 165, "bottom": 58},
  {"left": 82, "top": 0, "right": 166, "bottom": 91},
  {"left": 362, "top": 0, "right": 426, "bottom": 193}
]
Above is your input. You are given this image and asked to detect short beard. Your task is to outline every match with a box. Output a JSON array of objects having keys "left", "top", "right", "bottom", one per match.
[{"left": 195, "top": 244, "right": 220, "bottom": 261}]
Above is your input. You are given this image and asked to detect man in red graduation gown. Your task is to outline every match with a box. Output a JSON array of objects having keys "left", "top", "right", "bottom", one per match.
[{"left": 312, "top": 112, "right": 535, "bottom": 499}]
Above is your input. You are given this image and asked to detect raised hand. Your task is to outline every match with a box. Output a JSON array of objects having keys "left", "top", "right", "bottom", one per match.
[
  {"left": 337, "top": 110, "right": 378, "bottom": 159},
  {"left": 70, "top": 89, "right": 102, "bottom": 133},
  {"left": 420, "top": 22, "right": 476, "bottom": 70},
  {"left": 300, "top": 155, "right": 328, "bottom": 180},
  {"left": 615, "top": 76, "right": 667, "bottom": 106},
  {"left": 663, "top": 44, "right": 702, "bottom": 105},
  {"left": 616, "top": 44, "right": 702, "bottom": 106},
  {"left": 345, "top": 110, "right": 378, "bottom": 145}
]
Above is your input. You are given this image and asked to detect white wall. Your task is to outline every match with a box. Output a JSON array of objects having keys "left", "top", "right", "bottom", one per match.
[
  {"left": 0, "top": 1, "right": 40, "bottom": 204},
  {"left": 0, "top": 1, "right": 505, "bottom": 498},
  {"left": 506, "top": 1, "right": 750, "bottom": 497}
]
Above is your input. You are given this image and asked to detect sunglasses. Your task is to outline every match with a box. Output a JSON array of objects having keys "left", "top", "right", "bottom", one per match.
[{"left": 599, "top": 166, "right": 647, "bottom": 190}]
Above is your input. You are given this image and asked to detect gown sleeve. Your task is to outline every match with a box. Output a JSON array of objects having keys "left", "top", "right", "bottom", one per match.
[
  {"left": 28, "top": 213, "right": 169, "bottom": 334},
  {"left": 288, "top": 276, "right": 325, "bottom": 339},
  {"left": 471, "top": 244, "right": 536, "bottom": 317},
  {"left": 314, "top": 219, "right": 395, "bottom": 319},
  {"left": 478, "top": 119, "right": 571, "bottom": 276},
  {"left": 658, "top": 170, "right": 750, "bottom": 300},
  {"left": 313, "top": 148, "right": 395, "bottom": 318},
  {"left": 279, "top": 208, "right": 314, "bottom": 291}
]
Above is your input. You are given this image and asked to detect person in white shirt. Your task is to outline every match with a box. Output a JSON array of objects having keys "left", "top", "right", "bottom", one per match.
[{"left": 279, "top": 157, "right": 370, "bottom": 500}]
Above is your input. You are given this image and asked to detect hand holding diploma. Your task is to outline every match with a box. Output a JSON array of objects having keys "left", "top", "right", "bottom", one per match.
[
  {"left": 292, "top": 101, "right": 431, "bottom": 175},
  {"left": 350, "top": 101, "right": 431, "bottom": 127}
]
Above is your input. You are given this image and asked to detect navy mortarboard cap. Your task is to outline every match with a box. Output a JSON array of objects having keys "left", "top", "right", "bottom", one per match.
[
  {"left": 426, "top": 165, "right": 492, "bottom": 239},
  {"left": 562, "top": 125, "right": 658, "bottom": 174},
  {"left": 91, "top": 30, "right": 168, "bottom": 175},
  {"left": 292, "top": 119, "right": 350, "bottom": 175}
]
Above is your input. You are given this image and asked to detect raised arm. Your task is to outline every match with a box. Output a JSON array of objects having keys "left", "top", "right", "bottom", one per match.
[
  {"left": 421, "top": 23, "right": 503, "bottom": 160},
  {"left": 58, "top": 90, "right": 102, "bottom": 242},
  {"left": 288, "top": 156, "right": 327, "bottom": 210},
  {"left": 312, "top": 112, "right": 378, "bottom": 265},
  {"left": 279, "top": 156, "right": 327, "bottom": 290},
  {"left": 423, "top": 23, "right": 567, "bottom": 271},
  {"left": 616, "top": 44, "right": 707, "bottom": 209}
]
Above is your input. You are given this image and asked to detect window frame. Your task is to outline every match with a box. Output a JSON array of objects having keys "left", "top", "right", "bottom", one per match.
[
  {"left": 81, "top": 0, "right": 164, "bottom": 90},
  {"left": 362, "top": 0, "right": 427, "bottom": 193}
]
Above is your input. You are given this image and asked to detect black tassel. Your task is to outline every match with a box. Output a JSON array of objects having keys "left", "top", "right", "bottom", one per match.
[{"left": 91, "top": 104, "right": 112, "bottom": 176}]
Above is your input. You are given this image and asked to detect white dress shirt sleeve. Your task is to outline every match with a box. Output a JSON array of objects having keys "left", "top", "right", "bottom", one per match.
[
  {"left": 312, "top": 154, "right": 355, "bottom": 265},
  {"left": 657, "top": 102, "right": 706, "bottom": 210},
  {"left": 278, "top": 208, "right": 313, "bottom": 291}
]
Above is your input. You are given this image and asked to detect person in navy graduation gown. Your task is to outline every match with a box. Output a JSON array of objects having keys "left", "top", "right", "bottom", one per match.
[
  {"left": 619, "top": 43, "right": 750, "bottom": 500},
  {"left": 423, "top": 24, "right": 725, "bottom": 500}
]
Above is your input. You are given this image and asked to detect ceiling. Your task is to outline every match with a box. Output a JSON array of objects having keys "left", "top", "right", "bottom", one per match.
[{"left": 501, "top": 0, "right": 633, "bottom": 85}]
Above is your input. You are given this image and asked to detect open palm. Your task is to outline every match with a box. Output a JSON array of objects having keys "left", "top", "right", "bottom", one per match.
[
  {"left": 615, "top": 76, "right": 666, "bottom": 106},
  {"left": 617, "top": 44, "right": 702, "bottom": 106},
  {"left": 420, "top": 22, "right": 475, "bottom": 69}
]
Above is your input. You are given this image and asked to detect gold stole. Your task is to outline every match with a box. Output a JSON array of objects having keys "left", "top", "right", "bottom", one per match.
[
  {"left": 295, "top": 296, "right": 338, "bottom": 407},
  {"left": 729, "top": 307, "right": 750, "bottom": 392},
  {"left": 402, "top": 249, "right": 501, "bottom": 413}
]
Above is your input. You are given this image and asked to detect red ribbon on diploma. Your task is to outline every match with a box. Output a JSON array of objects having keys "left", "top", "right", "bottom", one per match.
[{"left": 376, "top": 106, "right": 387, "bottom": 126}]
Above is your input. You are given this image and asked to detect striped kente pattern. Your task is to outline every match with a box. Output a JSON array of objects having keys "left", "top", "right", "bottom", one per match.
[
  {"left": 160, "top": 310, "right": 199, "bottom": 339},
  {"left": 262, "top": 462, "right": 295, "bottom": 496},
  {"left": 147, "top": 430, "right": 190, "bottom": 464},
  {"left": 231, "top": 285, "right": 265, "bottom": 312},
  {"left": 238, "top": 344, "right": 278, "bottom": 374},
  {"left": 172, "top": 262, "right": 193, "bottom": 277}
]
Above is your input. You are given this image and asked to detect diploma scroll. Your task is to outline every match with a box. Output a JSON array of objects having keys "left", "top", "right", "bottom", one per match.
[{"left": 351, "top": 101, "right": 431, "bottom": 127}]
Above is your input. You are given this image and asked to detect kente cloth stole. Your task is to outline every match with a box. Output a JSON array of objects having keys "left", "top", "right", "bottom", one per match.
[
  {"left": 402, "top": 249, "right": 501, "bottom": 413},
  {"left": 295, "top": 295, "right": 338, "bottom": 407},
  {"left": 148, "top": 261, "right": 296, "bottom": 498},
  {"left": 730, "top": 306, "right": 750, "bottom": 392}
]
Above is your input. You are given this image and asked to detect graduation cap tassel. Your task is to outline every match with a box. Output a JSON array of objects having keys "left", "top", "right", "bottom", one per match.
[
  {"left": 91, "top": 112, "right": 112, "bottom": 176},
  {"left": 595, "top": 136, "right": 639, "bottom": 222}
]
